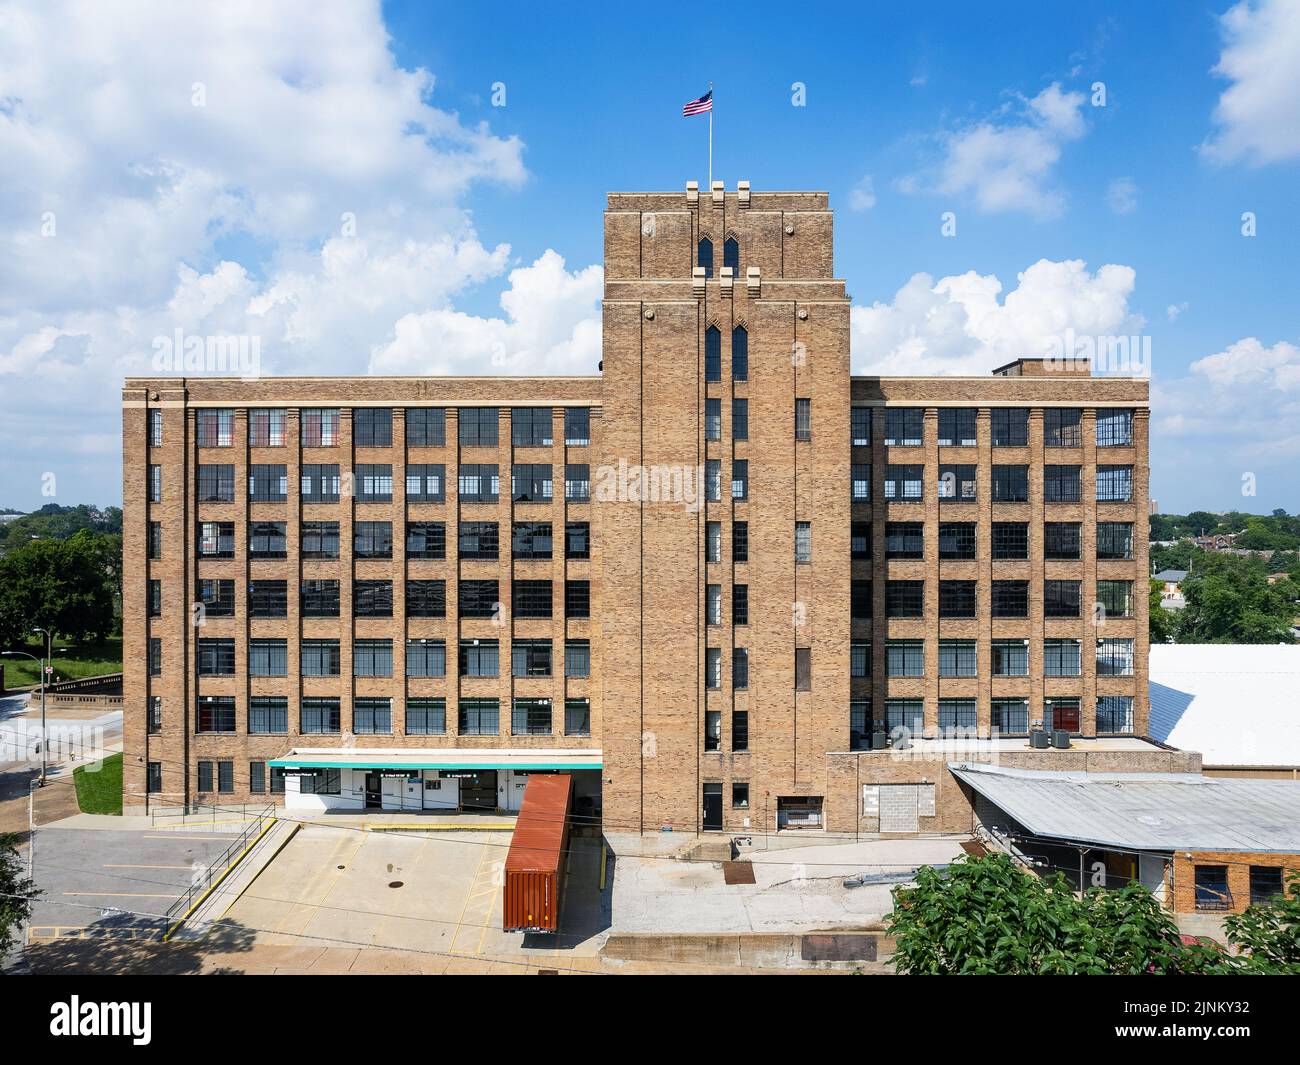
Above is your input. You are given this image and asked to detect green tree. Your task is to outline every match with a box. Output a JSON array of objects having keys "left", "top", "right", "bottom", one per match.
[
  {"left": 887, "top": 853, "right": 1300, "bottom": 975},
  {"left": 1179, "top": 552, "right": 1297, "bottom": 643},
  {"left": 0, "top": 530, "right": 117, "bottom": 648},
  {"left": 886, "top": 854, "right": 1208, "bottom": 975},
  {"left": 0, "top": 503, "right": 121, "bottom": 549},
  {"left": 1149, "top": 579, "right": 1177, "bottom": 644},
  {"left": 0, "top": 833, "right": 39, "bottom": 959}
]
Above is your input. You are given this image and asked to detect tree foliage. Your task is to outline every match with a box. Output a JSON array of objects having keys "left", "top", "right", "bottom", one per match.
[
  {"left": 0, "top": 530, "right": 118, "bottom": 648},
  {"left": 1149, "top": 580, "right": 1176, "bottom": 644},
  {"left": 1177, "top": 552, "right": 1297, "bottom": 644},
  {"left": 0, "top": 503, "right": 121, "bottom": 549},
  {"left": 887, "top": 853, "right": 1298, "bottom": 975},
  {"left": 1224, "top": 871, "right": 1300, "bottom": 974},
  {"left": 0, "top": 833, "right": 39, "bottom": 959}
]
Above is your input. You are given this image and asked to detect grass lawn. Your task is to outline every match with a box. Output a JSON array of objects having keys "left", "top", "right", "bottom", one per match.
[
  {"left": 73, "top": 752, "right": 122, "bottom": 815},
  {"left": 2, "top": 636, "right": 122, "bottom": 688}
]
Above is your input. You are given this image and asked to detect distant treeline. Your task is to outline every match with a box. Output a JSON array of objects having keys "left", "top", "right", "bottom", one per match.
[{"left": 0, "top": 503, "right": 122, "bottom": 549}]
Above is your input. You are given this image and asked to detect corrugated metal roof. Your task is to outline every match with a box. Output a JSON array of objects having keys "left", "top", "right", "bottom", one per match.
[
  {"left": 1149, "top": 644, "right": 1300, "bottom": 767},
  {"left": 950, "top": 762, "right": 1300, "bottom": 854}
]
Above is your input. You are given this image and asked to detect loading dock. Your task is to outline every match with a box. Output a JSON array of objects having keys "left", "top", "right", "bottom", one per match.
[{"left": 270, "top": 749, "right": 602, "bottom": 818}]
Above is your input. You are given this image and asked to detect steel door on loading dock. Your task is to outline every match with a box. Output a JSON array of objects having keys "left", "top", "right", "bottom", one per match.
[{"left": 879, "top": 785, "right": 919, "bottom": 833}]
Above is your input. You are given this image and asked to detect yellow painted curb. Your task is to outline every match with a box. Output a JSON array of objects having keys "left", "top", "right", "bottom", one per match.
[{"left": 365, "top": 822, "right": 515, "bottom": 832}]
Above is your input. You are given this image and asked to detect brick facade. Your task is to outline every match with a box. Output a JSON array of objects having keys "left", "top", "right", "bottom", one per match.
[
  {"left": 1172, "top": 851, "right": 1300, "bottom": 914},
  {"left": 122, "top": 181, "right": 1155, "bottom": 836}
]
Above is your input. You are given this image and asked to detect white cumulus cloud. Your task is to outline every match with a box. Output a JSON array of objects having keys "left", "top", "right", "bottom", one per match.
[
  {"left": 1151, "top": 337, "right": 1300, "bottom": 506},
  {"left": 850, "top": 258, "right": 1143, "bottom": 376},
  {"left": 0, "top": 1, "right": 601, "bottom": 507},
  {"left": 923, "top": 83, "right": 1088, "bottom": 218},
  {"left": 1202, "top": 0, "right": 1300, "bottom": 165},
  {"left": 370, "top": 251, "right": 602, "bottom": 376}
]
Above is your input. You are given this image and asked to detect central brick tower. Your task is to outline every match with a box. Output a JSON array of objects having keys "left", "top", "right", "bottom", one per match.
[{"left": 598, "top": 181, "right": 853, "bottom": 834}]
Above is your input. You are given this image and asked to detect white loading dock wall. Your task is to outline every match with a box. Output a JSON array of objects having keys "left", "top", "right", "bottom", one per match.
[{"left": 283, "top": 767, "right": 542, "bottom": 812}]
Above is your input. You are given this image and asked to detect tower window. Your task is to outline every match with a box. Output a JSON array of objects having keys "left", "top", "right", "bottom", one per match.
[{"left": 698, "top": 237, "right": 714, "bottom": 279}]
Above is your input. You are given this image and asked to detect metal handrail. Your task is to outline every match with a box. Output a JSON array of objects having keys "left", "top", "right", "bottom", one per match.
[
  {"left": 150, "top": 801, "right": 273, "bottom": 826},
  {"left": 163, "top": 807, "right": 276, "bottom": 925}
]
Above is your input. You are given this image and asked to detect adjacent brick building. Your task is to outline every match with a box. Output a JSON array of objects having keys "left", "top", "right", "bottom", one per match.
[{"left": 123, "top": 180, "right": 1165, "bottom": 835}]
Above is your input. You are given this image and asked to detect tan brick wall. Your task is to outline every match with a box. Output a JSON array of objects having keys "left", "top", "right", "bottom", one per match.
[{"left": 1172, "top": 851, "right": 1300, "bottom": 914}]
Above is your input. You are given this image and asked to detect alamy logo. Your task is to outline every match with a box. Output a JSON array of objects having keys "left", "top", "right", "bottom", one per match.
[{"left": 49, "top": 997, "right": 152, "bottom": 1045}]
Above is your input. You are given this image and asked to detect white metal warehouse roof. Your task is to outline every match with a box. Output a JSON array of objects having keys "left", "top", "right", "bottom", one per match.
[
  {"left": 950, "top": 762, "right": 1300, "bottom": 854},
  {"left": 1148, "top": 643, "right": 1300, "bottom": 768}
]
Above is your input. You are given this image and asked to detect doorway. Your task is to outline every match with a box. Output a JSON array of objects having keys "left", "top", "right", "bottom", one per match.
[
  {"left": 364, "top": 772, "right": 382, "bottom": 809},
  {"left": 702, "top": 784, "right": 723, "bottom": 831},
  {"left": 458, "top": 770, "right": 498, "bottom": 813}
]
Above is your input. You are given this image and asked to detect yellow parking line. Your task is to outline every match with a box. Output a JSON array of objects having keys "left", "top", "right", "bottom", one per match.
[
  {"left": 453, "top": 845, "right": 493, "bottom": 954},
  {"left": 473, "top": 859, "right": 502, "bottom": 956}
]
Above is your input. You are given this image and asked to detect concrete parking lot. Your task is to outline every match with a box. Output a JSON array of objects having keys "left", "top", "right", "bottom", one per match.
[
  {"left": 28, "top": 825, "right": 242, "bottom": 941},
  {"left": 223, "top": 822, "right": 610, "bottom": 959}
]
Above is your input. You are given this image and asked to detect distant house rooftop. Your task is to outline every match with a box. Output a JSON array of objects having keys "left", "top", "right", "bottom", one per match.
[
  {"left": 1149, "top": 644, "right": 1300, "bottom": 769},
  {"left": 1154, "top": 569, "right": 1188, "bottom": 582}
]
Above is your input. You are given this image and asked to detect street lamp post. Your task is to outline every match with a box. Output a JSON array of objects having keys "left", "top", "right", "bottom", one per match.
[
  {"left": 33, "top": 628, "right": 52, "bottom": 785},
  {"left": 2, "top": 629, "right": 62, "bottom": 785}
]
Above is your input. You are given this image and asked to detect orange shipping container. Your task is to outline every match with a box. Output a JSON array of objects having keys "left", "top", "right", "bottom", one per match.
[{"left": 502, "top": 772, "right": 573, "bottom": 933}]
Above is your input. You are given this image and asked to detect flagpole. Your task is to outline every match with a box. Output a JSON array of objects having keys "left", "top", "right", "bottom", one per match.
[{"left": 708, "top": 81, "right": 713, "bottom": 188}]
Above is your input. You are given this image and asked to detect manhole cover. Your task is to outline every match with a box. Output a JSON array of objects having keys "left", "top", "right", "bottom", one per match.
[
  {"left": 388, "top": 881, "right": 404, "bottom": 888},
  {"left": 337, "top": 865, "right": 346, "bottom": 870}
]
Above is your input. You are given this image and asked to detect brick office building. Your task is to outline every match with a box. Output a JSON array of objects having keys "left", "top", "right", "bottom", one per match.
[{"left": 123, "top": 180, "right": 1172, "bottom": 834}]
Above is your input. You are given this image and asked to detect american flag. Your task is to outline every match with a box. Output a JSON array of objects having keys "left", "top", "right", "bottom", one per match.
[{"left": 682, "top": 90, "right": 712, "bottom": 117}]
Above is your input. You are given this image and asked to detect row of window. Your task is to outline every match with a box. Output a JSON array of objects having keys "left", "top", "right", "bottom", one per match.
[
  {"left": 154, "top": 407, "right": 593, "bottom": 449},
  {"left": 704, "top": 404, "right": 1135, "bottom": 449},
  {"left": 851, "top": 464, "right": 1135, "bottom": 502},
  {"left": 169, "top": 463, "right": 594, "bottom": 505},
  {"left": 153, "top": 457, "right": 1136, "bottom": 510},
  {"left": 184, "top": 637, "right": 591, "bottom": 678},
  {"left": 850, "top": 521, "right": 1136, "bottom": 561},
  {"left": 190, "top": 696, "right": 591, "bottom": 737},
  {"left": 852, "top": 408, "right": 1135, "bottom": 448},
  {"left": 847, "top": 638, "right": 1135, "bottom": 677},
  {"left": 187, "top": 520, "right": 590, "bottom": 561},
  {"left": 848, "top": 579, "right": 1135, "bottom": 619},
  {"left": 167, "top": 577, "right": 592, "bottom": 622},
  {"left": 163, "top": 574, "right": 1132, "bottom": 630},
  {"left": 848, "top": 695, "right": 1135, "bottom": 744},
  {"left": 153, "top": 406, "right": 1134, "bottom": 455}
]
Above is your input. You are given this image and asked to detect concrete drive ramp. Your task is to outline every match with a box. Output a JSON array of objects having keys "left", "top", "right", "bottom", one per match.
[{"left": 169, "top": 819, "right": 299, "bottom": 942}]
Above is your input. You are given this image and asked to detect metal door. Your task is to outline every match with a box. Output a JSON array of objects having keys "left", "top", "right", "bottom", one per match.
[{"left": 702, "top": 784, "right": 723, "bottom": 831}]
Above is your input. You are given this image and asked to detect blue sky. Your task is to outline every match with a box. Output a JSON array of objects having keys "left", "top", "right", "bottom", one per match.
[{"left": 0, "top": 0, "right": 1297, "bottom": 513}]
